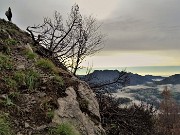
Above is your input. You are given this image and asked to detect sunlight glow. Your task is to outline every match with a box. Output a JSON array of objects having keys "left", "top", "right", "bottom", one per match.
[{"left": 81, "top": 50, "right": 180, "bottom": 68}]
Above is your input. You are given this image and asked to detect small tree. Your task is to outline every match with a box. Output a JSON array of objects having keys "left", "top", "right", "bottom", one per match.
[
  {"left": 69, "top": 16, "right": 104, "bottom": 75},
  {"left": 158, "top": 86, "right": 180, "bottom": 135},
  {"left": 27, "top": 4, "right": 104, "bottom": 74}
]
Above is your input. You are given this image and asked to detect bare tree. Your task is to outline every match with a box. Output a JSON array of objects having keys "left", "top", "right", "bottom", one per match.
[
  {"left": 69, "top": 16, "right": 104, "bottom": 75},
  {"left": 27, "top": 4, "right": 104, "bottom": 74}
]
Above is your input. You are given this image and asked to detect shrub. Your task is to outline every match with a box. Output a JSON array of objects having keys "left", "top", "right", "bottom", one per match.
[
  {"left": 97, "top": 94, "right": 157, "bottom": 135},
  {"left": 0, "top": 113, "right": 12, "bottom": 135},
  {"left": 0, "top": 53, "right": 13, "bottom": 70},
  {"left": 49, "top": 122, "right": 80, "bottom": 135}
]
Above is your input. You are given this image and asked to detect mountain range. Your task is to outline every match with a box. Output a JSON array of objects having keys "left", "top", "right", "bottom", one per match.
[{"left": 81, "top": 70, "right": 180, "bottom": 91}]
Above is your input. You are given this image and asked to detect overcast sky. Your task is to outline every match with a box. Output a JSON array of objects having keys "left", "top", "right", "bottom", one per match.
[{"left": 1, "top": 0, "right": 180, "bottom": 68}]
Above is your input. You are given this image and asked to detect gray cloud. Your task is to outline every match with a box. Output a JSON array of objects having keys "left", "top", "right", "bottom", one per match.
[
  {"left": 0, "top": 0, "right": 74, "bottom": 30},
  {"left": 1, "top": 0, "right": 180, "bottom": 52},
  {"left": 101, "top": 0, "right": 180, "bottom": 51}
]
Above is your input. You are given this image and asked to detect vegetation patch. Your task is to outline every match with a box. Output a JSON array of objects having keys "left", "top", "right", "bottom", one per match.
[
  {"left": 5, "top": 38, "right": 18, "bottom": 46},
  {"left": 1, "top": 45, "right": 11, "bottom": 54},
  {"left": 4, "top": 77, "right": 17, "bottom": 90},
  {"left": 53, "top": 75, "right": 64, "bottom": 86},
  {"left": 0, "top": 53, "right": 13, "bottom": 71},
  {"left": 36, "top": 58, "right": 58, "bottom": 73},
  {"left": 23, "top": 48, "right": 37, "bottom": 59},
  {"left": 46, "top": 110, "right": 54, "bottom": 120},
  {"left": 0, "top": 95, "right": 15, "bottom": 107},
  {"left": 26, "top": 70, "right": 40, "bottom": 90},
  {"left": 13, "top": 71, "right": 25, "bottom": 84},
  {"left": 0, "top": 113, "right": 12, "bottom": 135},
  {"left": 13, "top": 70, "right": 40, "bottom": 90},
  {"left": 48, "top": 122, "right": 80, "bottom": 135}
]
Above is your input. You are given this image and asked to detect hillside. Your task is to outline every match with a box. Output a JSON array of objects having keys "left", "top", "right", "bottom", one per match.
[
  {"left": 157, "top": 74, "right": 180, "bottom": 85},
  {"left": 0, "top": 19, "right": 104, "bottom": 135},
  {"left": 81, "top": 70, "right": 165, "bottom": 92}
]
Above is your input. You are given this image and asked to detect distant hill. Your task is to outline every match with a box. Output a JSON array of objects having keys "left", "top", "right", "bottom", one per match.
[
  {"left": 81, "top": 70, "right": 165, "bottom": 92},
  {"left": 158, "top": 74, "right": 180, "bottom": 84},
  {"left": 129, "top": 73, "right": 165, "bottom": 85},
  {"left": 81, "top": 70, "right": 122, "bottom": 92}
]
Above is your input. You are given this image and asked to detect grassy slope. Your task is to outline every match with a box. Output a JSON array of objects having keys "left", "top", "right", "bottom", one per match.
[{"left": 0, "top": 19, "right": 78, "bottom": 135}]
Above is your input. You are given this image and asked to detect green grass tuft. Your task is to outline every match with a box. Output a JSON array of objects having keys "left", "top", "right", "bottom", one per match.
[
  {"left": 13, "top": 71, "right": 25, "bottom": 84},
  {"left": 49, "top": 122, "right": 80, "bottom": 135},
  {"left": 23, "top": 49, "right": 37, "bottom": 59},
  {"left": 5, "top": 39, "right": 18, "bottom": 46},
  {"left": 13, "top": 70, "right": 40, "bottom": 90},
  {"left": 25, "top": 70, "right": 40, "bottom": 90},
  {"left": 36, "top": 58, "right": 58, "bottom": 73},
  {"left": 53, "top": 75, "right": 64, "bottom": 86}
]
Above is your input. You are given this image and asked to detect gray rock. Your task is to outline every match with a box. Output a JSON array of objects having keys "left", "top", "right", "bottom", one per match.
[
  {"left": 37, "top": 92, "right": 46, "bottom": 98},
  {"left": 52, "top": 81, "right": 105, "bottom": 135},
  {"left": 25, "top": 43, "right": 33, "bottom": 53},
  {"left": 16, "top": 64, "right": 25, "bottom": 70},
  {"left": 25, "top": 122, "right": 30, "bottom": 128}
]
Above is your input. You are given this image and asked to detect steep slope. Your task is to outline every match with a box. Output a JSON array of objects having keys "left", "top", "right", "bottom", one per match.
[{"left": 0, "top": 19, "right": 104, "bottom": 135}]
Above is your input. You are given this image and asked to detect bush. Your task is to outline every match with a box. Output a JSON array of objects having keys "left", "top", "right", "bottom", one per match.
[
  {"left": 49, "top": 122, "right": 80, "bottom": 135},
  {"left": 97, "top": 94, "right": 157, "bottom": 135}
]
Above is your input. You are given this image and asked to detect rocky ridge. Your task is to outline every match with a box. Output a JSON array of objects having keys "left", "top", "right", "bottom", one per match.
[{"left": 0, "top": 19, "right": 104, "bottom": 135}]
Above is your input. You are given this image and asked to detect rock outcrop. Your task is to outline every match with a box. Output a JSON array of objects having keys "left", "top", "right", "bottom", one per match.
[{"left": 53, "top": 79, "right": 105, "bottom": 135}]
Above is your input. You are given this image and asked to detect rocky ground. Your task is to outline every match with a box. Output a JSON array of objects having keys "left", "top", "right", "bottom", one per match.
[{"left": 0, "top": 19, "right": 104, "bottom": 135}]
